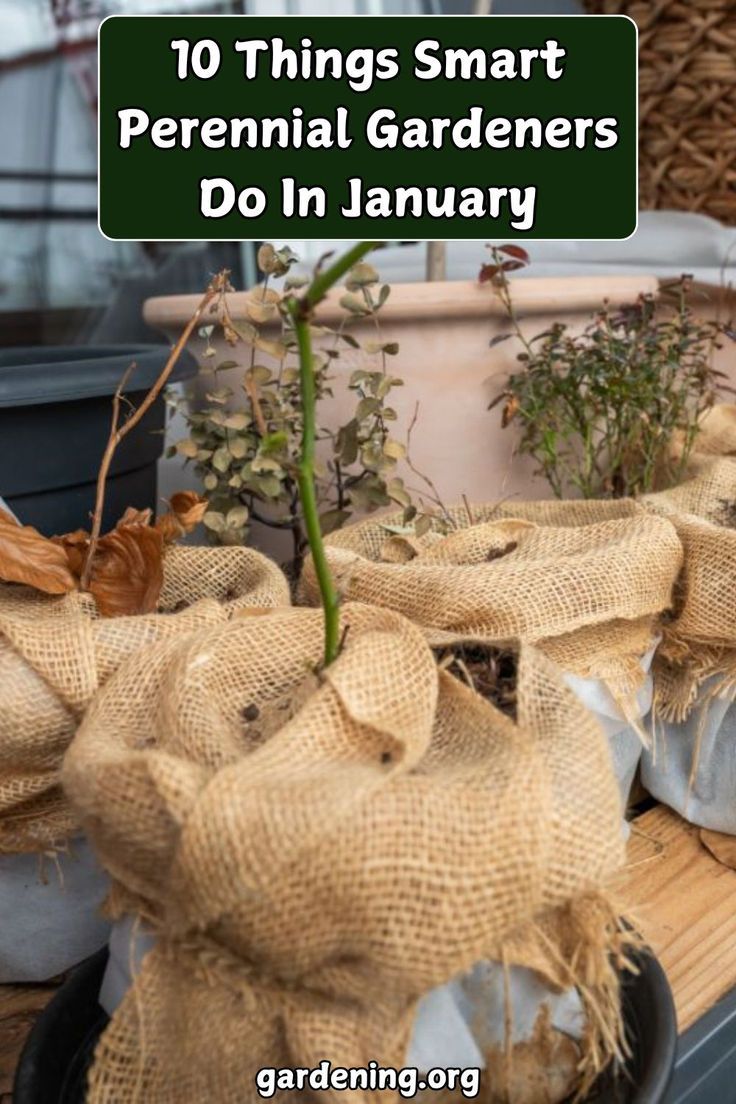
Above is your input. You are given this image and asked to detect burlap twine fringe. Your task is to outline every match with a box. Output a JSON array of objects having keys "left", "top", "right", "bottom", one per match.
[
  {"left": 62, "top": 603, "right": 627, "bottom": 1104},
  {"left": 299, "top": 501, "right": 682, "bottom": 708},
  {"left": 0, "top": 544, "right": 289, "bottom": 852},
  {"left": 642, "top": 457, "right": 736, "bottom": 722}
]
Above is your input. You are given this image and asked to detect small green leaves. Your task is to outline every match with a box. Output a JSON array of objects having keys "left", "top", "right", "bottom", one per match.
[
  {"left": 364, "top": 340, "right": 399, "bottom": 357},
  {"left": 496, "top": 271, "right": 724, "bottom": 499},
  {"left": 339, "top": 292, "right": 371, "bottom": 316},
  {"left": 383, "top": 439, "right": 406, "bottom": 461},
  {"left": 319, "top": 508, "right": 352, "bottom": 535},
  {"left": 226, "top": 505, "right": 249, "bottom": 529},
  {"left": 179, "top": 246, "right": 423, "bottom": 554},
  {"left": 223, "top": 413, "right": 250, "bottom": 430},
  {"left": 203, "top": 510, "right": 226, "bottom": 533},
  {"left": 345, "top": 262, "right": 379, "bottom": 290},
  {"left": 176, "top": 438, "right": 199, "bottom": 459},
  {"left": 336, "top": 420, "right": 359, "bottom": 466},
  {"left": 212, "top": 446, "right": 231, "bottom": 473}
]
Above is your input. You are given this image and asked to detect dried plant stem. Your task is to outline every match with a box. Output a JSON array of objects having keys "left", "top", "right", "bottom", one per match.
[
  {"left": 80, "top": 270, "right": 229, "bottom": 589},
  {"left": 406, "top": 402, "right": 454, "bottom": 526},
  {"left": 287, "top": 241, "right": 378, "bottom": 668}
]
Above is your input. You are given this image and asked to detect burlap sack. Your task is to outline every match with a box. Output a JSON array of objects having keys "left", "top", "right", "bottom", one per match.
[
  {"left": 665, "top": 405, "right": 736, "bottom": 480},
  {"left": 636, "top": 460, "right": 736, "bottom": 830},
  {"left": 641, "top": 458, "right": 736, "bottom": 717},
  {"left": 300, "top": 503, "right": 682, "bottom": 703},
  {"left": 0, "top": 544, "right": 289, "bottom": 852},
  {"left": 63, "top": 603, "right": 626, "bottom": 1103}
]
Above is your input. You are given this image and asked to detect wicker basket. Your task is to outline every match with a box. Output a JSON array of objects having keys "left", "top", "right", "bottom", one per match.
[{"left": 586, "top": 1, "right": 736, "bottom": 225}]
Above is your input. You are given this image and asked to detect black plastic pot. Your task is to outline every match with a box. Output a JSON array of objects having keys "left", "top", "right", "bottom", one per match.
[
  {"left": 13, "top": 949, "right": 108, "bottom": 1104},
  {"left": 0, "top": 345, "right": 196, "bottom": 534},
  {"left": 590, "top": 947, "right": 677, "bottom": 1102},
  {"left": 14, "top": 947, "right": 677, "bottom": 1104}
]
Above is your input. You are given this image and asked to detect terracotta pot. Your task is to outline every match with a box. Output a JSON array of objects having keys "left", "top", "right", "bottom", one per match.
[{"left": 146, "top": 275, "right": 659, "bottom": 560}]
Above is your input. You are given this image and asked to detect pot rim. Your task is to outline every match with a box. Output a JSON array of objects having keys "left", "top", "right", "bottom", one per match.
[{"left": 144, "top": 274, "right": 660, "bottom": 330}]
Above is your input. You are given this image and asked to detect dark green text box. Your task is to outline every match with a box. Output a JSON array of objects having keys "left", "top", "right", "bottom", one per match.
[{"left": 98, "top": 15, "right": 637, "bottom": 240}]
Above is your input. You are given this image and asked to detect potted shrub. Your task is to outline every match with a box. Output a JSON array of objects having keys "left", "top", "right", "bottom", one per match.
[
  {"left": 16, "top": 246, "right": 676, "bottom": 1103},
  {"left": 145, "top": 258, "right": 660, "bottom": 528},
  {"left": 0, "top": 275, "right": 289, "bottom": 983},
  {"left": 487, "top": 253, "right": 728, "bottom": 501},
  {"left": 168, "top": 245, "right": 419, "bottom": 570}
]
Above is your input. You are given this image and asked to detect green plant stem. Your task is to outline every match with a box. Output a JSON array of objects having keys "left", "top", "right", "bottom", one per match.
[
  {"left": 305, "top": 242, "right": 381, "bottom": 310},
  {"left": 289, "top": 240, "right": 378, "bottom": 668}
]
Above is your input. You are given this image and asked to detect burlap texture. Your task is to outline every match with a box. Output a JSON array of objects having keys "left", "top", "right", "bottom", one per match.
[
  {"left": 0, "top": 545, "right": 289, "bottom": 852},
  {"left": 300, "top": 504, "right": 682, "bottom": 700},
  {"left": 641, "top": 459, "right": 736, "bottom": 719},
  {"left": 658, "top": 406, "right": 736, "bottom": 486},
  {"left": 62, "top": 603, "right": 625, "bottom": 1104}
]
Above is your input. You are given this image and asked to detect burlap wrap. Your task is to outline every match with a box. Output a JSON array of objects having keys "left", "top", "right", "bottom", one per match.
[
  {"left": 300, "top": 503, "right": 682, "bottom": 702},
  {"left": 642, "top": 459, "right": 736, "bottom": 719},
  {"left": 0, "top": 545, "right": 289, "bottom": 852},
  {"left": 666, "top": 404, "right": 736, "bottom": 479},
  {"left": 63, "top": 603, "right": 625, "bottom": 1104}
]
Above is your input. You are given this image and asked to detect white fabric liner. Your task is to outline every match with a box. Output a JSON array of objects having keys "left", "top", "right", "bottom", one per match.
[
  {"left": 406, "top": 961, "right": 585, "bottom": 1074},
  {"left": 404, "top": 643, "right": 658, "bottom": 1075},
  {"left": 0, "top": 836, "right": 110, "bottom": 983},
  {"left": 641, "top": 676, "right": 736, "bottom": 834},
  {"left": 564, "top": 641, "right": 658, "bottom": 811},
  {"left": 99, "top": 914, "right": 156, "bottom": 1017}
]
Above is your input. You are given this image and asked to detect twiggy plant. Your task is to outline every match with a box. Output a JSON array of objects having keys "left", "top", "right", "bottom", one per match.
[
  {"left": 175, "top": 246, "right": 416, "bottom": 573},
  {"left": 485, "top": 248, "right": 729, "bottom": 499}
]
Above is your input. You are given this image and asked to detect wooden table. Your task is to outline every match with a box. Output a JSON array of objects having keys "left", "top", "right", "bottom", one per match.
[{"left": 617, "top": 804, "right": 736, "bottom": 1033}]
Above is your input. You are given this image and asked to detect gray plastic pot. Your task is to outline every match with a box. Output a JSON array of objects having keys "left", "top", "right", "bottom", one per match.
[{"left": 0, "top": 345, "right": 196, "bottom": 534}]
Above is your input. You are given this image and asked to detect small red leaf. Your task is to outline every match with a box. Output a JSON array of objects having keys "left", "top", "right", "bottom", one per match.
[
  {"left": 499, "top": 244, "right": 530, "bottom": 265},
  {"left": 479, "top": 263, "right": 501, "bottom": 284}
]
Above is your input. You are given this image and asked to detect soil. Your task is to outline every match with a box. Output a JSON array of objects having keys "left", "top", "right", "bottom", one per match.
[{"left": 436, "top": 644, "right": 518, "bottom": 719}]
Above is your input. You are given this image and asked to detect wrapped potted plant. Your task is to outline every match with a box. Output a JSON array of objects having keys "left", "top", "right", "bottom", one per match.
[
  {"left": 639, "top": 453, "right": 736, "bottom": 845},
  {"left": 17, "top": 245, "right": 676, "bottom": 1103},
  {"left": 0, "top": 274, "right": 289, "bottom": 983}
]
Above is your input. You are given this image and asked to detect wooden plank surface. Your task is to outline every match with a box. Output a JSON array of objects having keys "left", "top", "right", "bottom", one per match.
[{"left": 617, "top": 804, "right": 736, "bottom": 1033}]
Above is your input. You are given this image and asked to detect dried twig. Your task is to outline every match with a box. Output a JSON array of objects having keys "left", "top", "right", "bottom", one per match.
[
  {"left": 406, "top": 402, "right": 454, "bottom": 527},
  {"left": 243, "top": 372, "right": 269, "bottom": 438},
  {"left": 80, "top": 270, "right": 230, "bottom": 589}
]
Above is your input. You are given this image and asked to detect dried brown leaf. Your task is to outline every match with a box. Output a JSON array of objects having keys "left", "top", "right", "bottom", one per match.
[
  {"left": 155, "top": 491, "right": 208, "bottom": 544},
  {"left": 116, "top": 506, "right": 153, "bottom": 528},
  {"left": 155, "top": 514, "right": 184, "bottom": 544},
  {"left": 501, "top": 394, "right": 520, "bottom": 427},
  {"left": 51, "top": 528, "right": 90, "bottom": 578},
  {"left": 700, "top": 827, "right": 736, "bottom": 870},
  {"left": 0, "top": 508, "right": 77, "bottom": 594},
  {"left": 169, "top": 491, "right": 208, "bottom": 529},
  {"left": 88, "top": 525, "right": 164, "bottom": 617}
]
